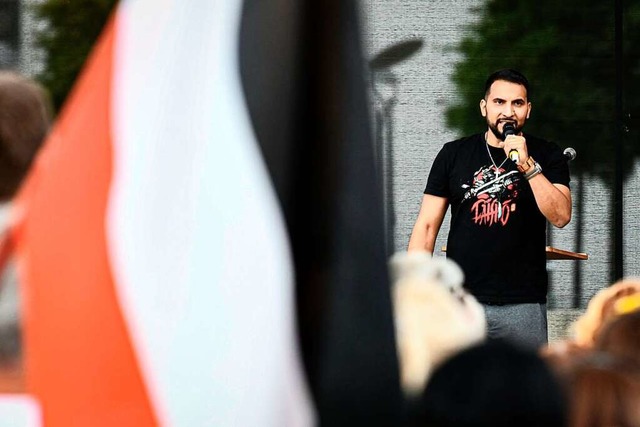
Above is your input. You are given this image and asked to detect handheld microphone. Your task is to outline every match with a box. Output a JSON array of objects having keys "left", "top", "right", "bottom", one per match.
[
  {"left": 563, "top": 147, "right": 577, "bottom": 161},
  {"left": 503, "top": 123, "right": 519, "bottom": 163}
]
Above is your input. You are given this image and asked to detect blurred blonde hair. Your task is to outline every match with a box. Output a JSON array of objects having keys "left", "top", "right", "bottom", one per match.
[
  {"left": 390, "top": 251, "right": 486, "bottom": 396},
  {"left": 595, "top": 309, "right": 640, "bottom": 367},
  {"left": 571, "top": 279, "right": 640, "bottom": 347}
]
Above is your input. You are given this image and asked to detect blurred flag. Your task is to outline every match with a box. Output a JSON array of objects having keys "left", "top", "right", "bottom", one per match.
[
  {"left": 9, "top": 0, "right": 401, "bottom": 425},
  {"left": 238, "top": 1, "right": 402, "bottom": 425}
]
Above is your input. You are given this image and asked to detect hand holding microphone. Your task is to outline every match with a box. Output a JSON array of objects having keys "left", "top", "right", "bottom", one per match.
[{"left": 503, "top": 123, "right": 520, "bottom": 163}]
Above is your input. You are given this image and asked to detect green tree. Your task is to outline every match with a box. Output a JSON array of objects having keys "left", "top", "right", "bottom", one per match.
[
  {"left": 34, "top": 0, "right": 118, "bottom": 112},
  {"left": 446, "top": 0, "right": 640, "bottom": 182}
]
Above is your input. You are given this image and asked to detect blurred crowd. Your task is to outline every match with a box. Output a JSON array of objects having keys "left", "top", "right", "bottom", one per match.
[{"left": 391, "top": 251, "right": 640, "bottom": 427}]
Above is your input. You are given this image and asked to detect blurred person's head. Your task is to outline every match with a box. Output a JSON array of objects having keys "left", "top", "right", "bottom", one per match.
[
  {"left": 561, "top": 353, "right": 640, "bottom": 427},
  {"left": 572, "top": 278, "right": 640, "bottom": 347},
  {"left": 417, "top": 339, "right": 566, "bottom": 427},
  {"left": 595, "top": 308, "right": 640, "bottom": 367},
  {"left": 0, "top": 72, "right": 50, "bottom": 392},
  {"left": 390, "top": 251, "right": 486, "bottom": 396},
  {"left": 0, "top": 72, "right": 52, "bottom": 201}
]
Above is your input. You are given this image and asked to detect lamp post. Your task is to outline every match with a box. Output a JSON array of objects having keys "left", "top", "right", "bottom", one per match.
[{"left": 370, "top": 39, "right": 423, "bottom": 255}]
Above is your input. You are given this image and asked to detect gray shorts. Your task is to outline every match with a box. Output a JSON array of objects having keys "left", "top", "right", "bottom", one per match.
[{"left": 482, "top": 303, "right": 548, "bottom": 349}]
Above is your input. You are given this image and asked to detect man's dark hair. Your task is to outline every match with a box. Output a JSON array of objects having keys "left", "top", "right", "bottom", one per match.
[{"left": 484, "top": 69, "right": 531, "bottom": 100}]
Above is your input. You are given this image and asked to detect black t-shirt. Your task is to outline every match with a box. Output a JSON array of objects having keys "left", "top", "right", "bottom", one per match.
[{"left": 424, "top": 133, "right": 570, "bottom": 304}]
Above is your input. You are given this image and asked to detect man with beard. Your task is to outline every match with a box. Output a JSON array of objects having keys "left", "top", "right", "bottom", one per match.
[{"left": 408, "top": 69, "right": 571, "bottom": 349}]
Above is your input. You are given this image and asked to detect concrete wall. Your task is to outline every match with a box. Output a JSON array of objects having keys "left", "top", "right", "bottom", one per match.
[
  {"left": 18, "top": 0, "right": 46, "bottom": 77},
  {"left": 0, "top": 0, "right": 44, "bottom": 75}
]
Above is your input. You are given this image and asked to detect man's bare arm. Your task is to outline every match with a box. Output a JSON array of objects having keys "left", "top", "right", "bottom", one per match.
[
  {"left": 528, "top": 175, "right": 572, "bottom": 228},
  {"left": 502, "top": 135, "right": 572, "bottom": 228},
  {"left": 408, "top": 194, "right": 448, "bottom": 253}
]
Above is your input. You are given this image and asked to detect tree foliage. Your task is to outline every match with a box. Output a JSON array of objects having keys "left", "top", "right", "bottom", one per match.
[
  {"left": 34, "top": 0, "right": 118, "bottom": 111},
  {"left": 446, "top": 0, "right": 640, "bottom": 182}
]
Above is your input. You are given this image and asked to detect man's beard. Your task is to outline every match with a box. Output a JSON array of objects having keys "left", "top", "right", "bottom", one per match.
[{"left": 488, "top": 120, "right": 522, "bottom": 141}]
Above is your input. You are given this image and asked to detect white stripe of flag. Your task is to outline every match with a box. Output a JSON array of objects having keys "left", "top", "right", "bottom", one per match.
[{"left": 108, "top": 0, "right": 314, "bottom": 425}]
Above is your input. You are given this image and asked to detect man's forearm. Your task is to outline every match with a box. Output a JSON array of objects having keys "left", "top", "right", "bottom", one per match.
[
  {"left": 528, "top": 175, "right": 571, "bottom": 228},
  {"left": 408, "top": 223, "right": 438, "bottom": 253},
  {"left": 408, "top": 194, "right": 448, "bottom": 253}
]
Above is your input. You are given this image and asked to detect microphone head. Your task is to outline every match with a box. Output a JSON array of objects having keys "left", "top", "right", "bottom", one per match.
[
  {"left": 563, "top": 147, "right": 577, "bottom": 161},
  {"left": 502, "top": 123, "right": 516, "bottom": 138}
]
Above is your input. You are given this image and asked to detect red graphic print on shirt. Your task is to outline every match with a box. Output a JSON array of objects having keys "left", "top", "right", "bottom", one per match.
[{"left": 462, "top": 164, "right": 521, "bottom": 226}]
